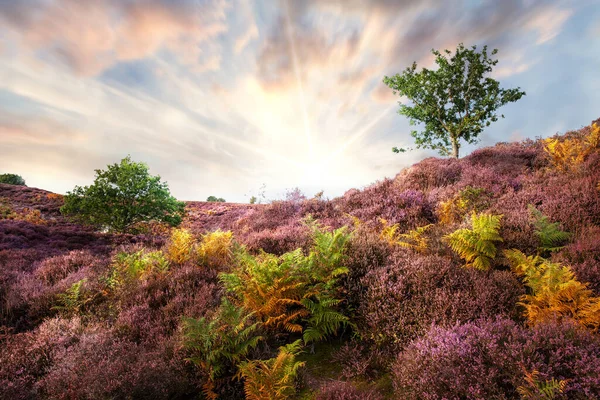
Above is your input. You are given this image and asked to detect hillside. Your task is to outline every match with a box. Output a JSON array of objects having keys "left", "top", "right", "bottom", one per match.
[{"left": 1, "top": 120, "right": 600, "bottom": 399}]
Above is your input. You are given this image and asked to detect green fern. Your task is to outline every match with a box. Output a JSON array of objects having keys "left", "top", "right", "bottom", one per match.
[
  {"left": 445, "top": 212, "right": 503, "bottom": 270},
  {"left": 182, "top": 299, "right": 262, "bottom": 387},
  {"left": 52, "top": 279, "right": 89, "bottom": 316},
  {"left": 528, "top": 205, "right": 571, "bottom": 254},
  {"left": 301, "top": 297, "right": 349, "bottom": 344}
]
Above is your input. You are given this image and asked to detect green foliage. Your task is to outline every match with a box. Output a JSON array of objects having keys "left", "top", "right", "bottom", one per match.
[
  {"left": 505, "top": 249, "right": 600, "bottom": 330},
  {"left": 60, "top": 156, "right": 185, "bottom": 232},
  {"left": 207, "top": 196, "right": 226, "bottom": 202},
  {"left": 237, "top": 339, "right": 305, "bottom": 400},
  {"left": 383, "top": 43, "right": 525, "bottom": 158},
  {"left": 221, "top": 222, "right": 352, "bottom": 344},
  {"left": 249, "top": 196, "right": 257, "bottom": 204},
  {"left": 301, "top": 297, "right": 348, "bottom": 344},
  {"left": 0, "top": 173, "right": 26, "bottom": 186},
  {"left": 528, "top": 205, "right": 571, "bottom": 254},
  {"left": 517, "top": 368, "right": 567, "bottom": 400},
  {"left": 113, "top": 249, "right": 170, "bottom": 282},
  {"left": 52, "top": 279, "right": 90, "bottom": 316},
  {"left": 182, "top": 299, "right": 262, "bottom": 396},
  {"left": 445, "top": 212, "right": 503, "bottom": 270}
]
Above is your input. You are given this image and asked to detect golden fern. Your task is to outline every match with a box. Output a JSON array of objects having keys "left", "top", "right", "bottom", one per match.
[
  {"left": 505, "top": 249, "right": 600, "bottom": 330},
  {"left": 238, "top": 339, "right": 305, "bottom": 400},
  {"left": 445, "top": 212, "right": 503, "bottom": 270},
  {"left": 166, "top": 227, "right": 194, "bottom": 264},
  {"left": 378, "top": 218, "right": 400, "bottom": 245},
  {"left": 397, "top": 224, "right": 433, "bottom": 253},
  {"left": 197, "top": 229, "right": 234, "bottom": 270},
  {"left": 543, "top": 123, "right": 600, "bottom": 171}
]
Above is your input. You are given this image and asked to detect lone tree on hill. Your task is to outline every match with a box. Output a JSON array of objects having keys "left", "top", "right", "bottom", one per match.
[
  {"left": 383, "top": 43, "right": 526, "bottom": 158},
  {"left": 0, "top": 173, "right": 26, "bottom": 186},
  {"left": 61, "top": 156, "right": 185, "bottom": 232}
]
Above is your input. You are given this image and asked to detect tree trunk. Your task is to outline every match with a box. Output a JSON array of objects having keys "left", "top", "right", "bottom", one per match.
[{"left": 451, "top": 137, "right": 460, "bottom": 158}]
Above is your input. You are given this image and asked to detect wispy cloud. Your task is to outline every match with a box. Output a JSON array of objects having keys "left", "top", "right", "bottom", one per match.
[{"left": 0, "top": 0, "right": 595, "bottom": 201}]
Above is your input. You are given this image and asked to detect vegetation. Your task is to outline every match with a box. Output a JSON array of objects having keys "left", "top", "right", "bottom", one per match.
[
  {"left": 0, "top": 173, "right": 26, "bottom": 186},
  {"left": 1, "top": 119, "right": 600, "bottom": 399},
  {"left": 207, "top": 196, "right": 226, "bottom": 202},
  {"left": 445, "top": 212, "right": 503, "bottom": 270},
  {"left": 528, "top": 205, "right": 571, "bottom": 254},
  {"left": 384, "top": 43, "right": 525, "bottom": 157},
  {"left": 60, "top": 156, "right": 185, "bottom": 232},
  {"left": 237, "top": 340, "right": 305, "bottom": 400}
]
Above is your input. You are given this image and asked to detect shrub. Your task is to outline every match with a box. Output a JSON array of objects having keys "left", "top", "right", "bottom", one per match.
[
  {"left": 0, "top": 173, "right": 26, "bottom": 186},
  {"left": 315, "top": 380, "right": 384, "bottom": 400},
  {"left": 445, "top": 212, "right": 503, "bottom": 270},
  {"left": 359, "top": 252, "right": 523, "bottom": 354},
  {"left": 237, "top": 339, "right": 305, "bottom": 400},
  {"left": 60, "top": 156, "right": 185, "bottom": 232},
  {"left": 206, "top": 196, "right": 226, "bottom": 202},
  {"left": 392, "top": 318, "right": 600, "bottom": 399},
  {"left": 37, "top": 329, "right": 192, "bottom": 399}
]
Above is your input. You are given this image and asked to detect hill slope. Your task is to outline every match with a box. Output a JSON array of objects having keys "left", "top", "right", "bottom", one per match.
[{"left": 1, "top": 120, "right": 599, "bottom": 399}]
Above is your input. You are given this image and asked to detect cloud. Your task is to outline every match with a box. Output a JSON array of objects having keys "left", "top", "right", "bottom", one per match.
[
  {"left": 0, "top": 112, "right": 84, "bottom": 144},
  {"left": 0, "top": 0, "right": 229, "bottom": 75}
]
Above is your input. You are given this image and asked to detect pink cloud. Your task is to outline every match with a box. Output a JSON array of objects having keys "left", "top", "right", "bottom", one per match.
[{"left": 1, "top": 0, "right": 229, "bottom": 75}]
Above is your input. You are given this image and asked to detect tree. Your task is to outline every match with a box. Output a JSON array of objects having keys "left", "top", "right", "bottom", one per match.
[
  {"left": 206, "top": 196, "right": 226, "bottom": 202},
  {"left": 383, "top": 43, "right": 525, "bottom": 158},
  {"left": 0, "top": 173, "right": 26, "bottom": 186},
  {"left": 60, "top": 156, "right": 185, "bottom": 232}
]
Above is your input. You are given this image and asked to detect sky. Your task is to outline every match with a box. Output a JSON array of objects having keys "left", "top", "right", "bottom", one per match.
[{"left": 1, "top": 0, "right": 599, "bottom": 202}]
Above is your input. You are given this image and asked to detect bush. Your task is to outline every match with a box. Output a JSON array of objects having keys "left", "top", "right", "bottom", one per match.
[
  {"left": 60, "top": 156, "right": 185, "bottom": 233},
  {"left": 315, "top": 380, "right": 384, "bottom": 400},
  {"left": 392, "top": 318, "right": 600, "bottom": 400},
  {"left": 0, "top": 173, "right": 26, "bottom": 186},
  {"left": 358, "top": 252, "right": 523, "bottom": 354}
]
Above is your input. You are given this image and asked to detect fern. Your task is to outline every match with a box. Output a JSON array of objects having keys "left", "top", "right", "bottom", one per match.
[
  {"left": 517, "top": 368, "right": 567, "bottom": 400},
  {"left": 113, "top": 249, "right": 170, "bottom": 281},
  {"left": 221, "top": 222, "right": 352, "bottom": 343},
  {"left": 437, "top": 186, "right": 489, "bottom": 225},
  {"left": 378, "top": 218, "right": 400, "bottom": 245},
  {"left": 166, "top": 227, "right": 194, "bottom": 264},
  {"left": 182, "top": 299, "right": 262, "bottom": 396},
  {"left": 543, "top": 123, "right": 600, "bottom": 171},
  {"left": 52, "top": 279, "right": 90, "bottom": 316},
  {"left": 221, "top": 250, "right": 309, "bottom": 332},
  {"left": 445, "top": 212, "right": 503, "bottom": 270},
  {"left": 197, "top": 229, "right": 234, "bottom": 270},
  {"left": 237, "top": 339, "right": 305, "bottom": 400},
  {"left": 397, "top": 224, "right": 433, "bottom": 253},
  {"left": 505, "top": 249, "right": 600, "bottom": 330},
  {"left": 528, "top": 205, "right": 571, "bottom": 254},
  {"left": 301, "top": 297, "right": 349, "bottom": 344}
]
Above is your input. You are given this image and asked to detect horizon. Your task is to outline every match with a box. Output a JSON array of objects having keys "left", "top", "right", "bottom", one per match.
[{"left": 1, "top": 0, "right": 599, "bottom": 202}]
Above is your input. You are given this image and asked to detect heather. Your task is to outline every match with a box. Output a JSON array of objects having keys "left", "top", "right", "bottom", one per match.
[{"left": 1, "top": 121, "right": 599, "bottom": 399}]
